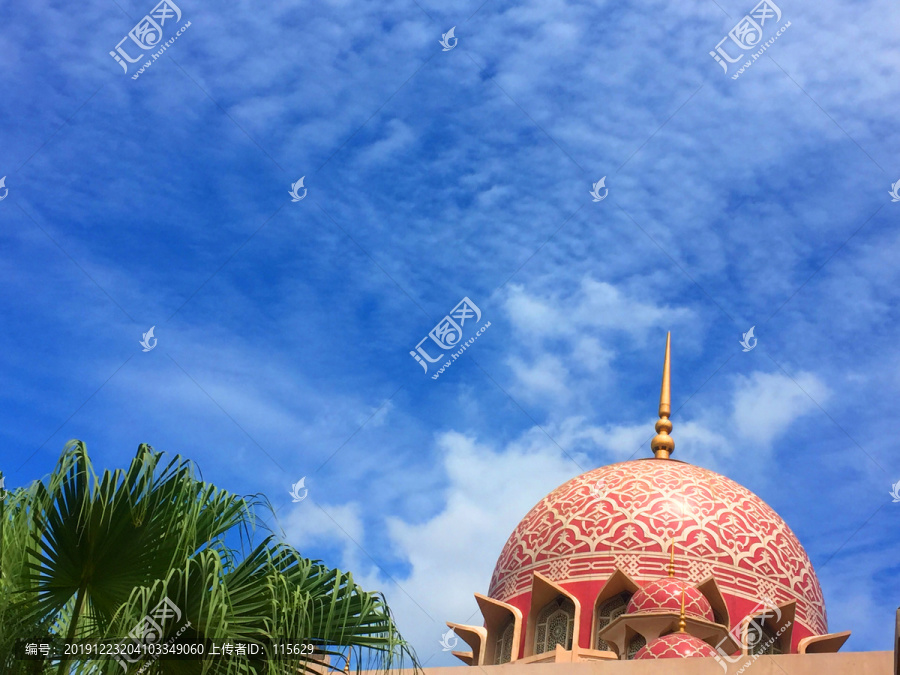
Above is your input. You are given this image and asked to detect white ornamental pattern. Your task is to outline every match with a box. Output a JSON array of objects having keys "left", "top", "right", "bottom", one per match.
[{"left": 488, "top": 460, "right": 827, "bottom": 635}]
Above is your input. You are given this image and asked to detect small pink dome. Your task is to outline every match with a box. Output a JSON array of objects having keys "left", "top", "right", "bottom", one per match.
[
  {"left": 626, "top": 577, "right": 714, "bottom": 622},
  {"left": 634, "top": 633, "right": 719, "bottom": 659}
]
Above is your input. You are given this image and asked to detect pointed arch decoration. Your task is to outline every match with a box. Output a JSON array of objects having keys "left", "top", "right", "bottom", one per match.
[
  {"left": 742, "top": 600, "right": 795, "bottom": 656},
  {"left": 474, "top": 593, "right": 523, "bottom": 664},
  {"left": 451, "top": 651, "right": 473, "bottom": 665},
  {"left": 446, "top": 622, "right": 487, "bottom": 666},
  {"left": 496, "top": 621, "right": 515, "bottom": 664},
  {"left": 592, "top": 568, "right": 640, "bottom": 652},
  {"left": 696, "top": 575, "right": 731, "bottom": 627},
  {"left": 797, "top": 631, "right": 851, "bottom": 654},
  {"left": 626, "top": 632, "right": 647, "bottom": 660},
  {"left": 524, "top": 572, "right": 582, "bottom": 657},
  {"left": 534, "top": 597, "right": 576, "bottom": 654}
]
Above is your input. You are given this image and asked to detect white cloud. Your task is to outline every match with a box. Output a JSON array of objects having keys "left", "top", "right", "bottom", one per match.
[
  {"left": 355, "top": 119, "right": 416, "bottom": 166},
  {"left": 499, "top": 276, "right": 697, "bottom": 409},
  {"left": 731, "top": 370, "right": 829, "bottom": 446},
  {"left": 282, "top": 499, "right": 366, "bottom": 571},
  {"left": 580, "top": 369, "right": 831, "bottom": 473},
  {"left": 573, "top": 335, "right": 614, "bottom": 372},
  {"left": 367, "top": 399, "right": 394, "bottom": 428},
  {"left": 556, "top": 418, "right": 728, "bottom": 470},
  {"left": 672, "top": 419, "right": 730, "bottom": 470},
  {"left": 292, "top": 428, "right": 582, "bottom": 664},
  {"left": 505, "top": 354, "right": 571, "bottom": 405},
  {"left": 503, "top": 278, "right": 695, "bottom": 343}
]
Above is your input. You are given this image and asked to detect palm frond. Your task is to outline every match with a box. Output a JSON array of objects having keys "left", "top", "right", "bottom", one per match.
[{"left": 1, "top": 441, "right": 420, "bottom": 675}]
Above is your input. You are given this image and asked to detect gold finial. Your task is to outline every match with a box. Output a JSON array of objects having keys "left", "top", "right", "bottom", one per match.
[
  {"left": 668, "top": 539, "right": 676, "bottom": 578},
  {"left": 344, "top": 649, "right": 351, "bottom": 674},
  {"left": 651, "top": 332, "right": 674, "bottom": 459},
  {"left": 677, "top": 589, "right": 687, "bottom": 633}
]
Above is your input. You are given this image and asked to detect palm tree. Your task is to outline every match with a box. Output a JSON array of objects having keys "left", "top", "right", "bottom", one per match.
[{"left": 0, "top": 441, "right": 419, "bottom": 674}]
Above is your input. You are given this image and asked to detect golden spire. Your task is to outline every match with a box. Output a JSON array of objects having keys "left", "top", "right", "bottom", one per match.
[
  {"left": 668, "top": 538, "right": 676, "bottom": 578},
  {"left": 677, "top": 589, "right": 687, "bottom": 633},
  {"left": 344, "top": 649, "right": 351, "bottom": 674},
  {"left": 651, "top": 332, "right": 674, "bottom": 459}
]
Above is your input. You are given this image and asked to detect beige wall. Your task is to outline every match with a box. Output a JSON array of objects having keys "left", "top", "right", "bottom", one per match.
[{"left": 390, "top": 651, "right": 893, "bottom": 675}]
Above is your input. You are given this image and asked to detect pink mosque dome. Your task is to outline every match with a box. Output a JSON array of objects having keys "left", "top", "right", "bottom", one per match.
[
  {"left": 625, "top": 577, "right": 715, "bottom": 622},
  {"left": 486, "top": 458, "right": 826, "bottom": 652},
  {"left": 447, "top": 334, "right": 845, "bottom": 666}
]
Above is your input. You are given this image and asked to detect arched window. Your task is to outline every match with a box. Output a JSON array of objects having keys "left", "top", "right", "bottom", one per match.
[
  {"left": 626, "top": 634, "right": 646, "bottom": 660},
  {"left": 595, "top": 592, "right": 630, "bottom": 651},
  {"left": 495, "top": 621, "right": 514, "bottom": 664},
  {"left": 748, "top": 620, "right": 783, "bottom": 656},
  {"left": 534, "top": 597, "right": 575, "bottom": 654}
]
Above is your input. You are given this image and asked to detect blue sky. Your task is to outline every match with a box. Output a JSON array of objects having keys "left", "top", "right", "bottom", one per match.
[{"left": 2, "top": 0, "right": 900, "bottom": 665}]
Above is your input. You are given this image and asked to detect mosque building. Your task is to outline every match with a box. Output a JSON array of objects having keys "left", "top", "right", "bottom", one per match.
[{"left": 442, "top": 334, "right": 897, "bottom": 674}]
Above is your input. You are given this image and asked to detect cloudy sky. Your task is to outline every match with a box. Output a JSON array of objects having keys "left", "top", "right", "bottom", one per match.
[{"left": 2, "top": 0, "right": 900, "bottom": 665}]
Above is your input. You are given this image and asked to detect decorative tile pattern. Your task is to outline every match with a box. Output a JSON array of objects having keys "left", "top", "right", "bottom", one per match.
[
  {"left": 626, "top": 577, "right": 714, "bottom": 622},
  {"left": 487, "top": 460, "right": 827, "bottom": 636},
  {"left": 634, "top": 633, "right": 719, "bottom": 659},
  {"left": 546, "top": 558, "right": 571, "bottom": 581}
]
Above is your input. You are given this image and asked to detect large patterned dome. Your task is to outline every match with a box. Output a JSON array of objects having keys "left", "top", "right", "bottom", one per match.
[{"left": 487, "top": 458, "right": 827, "bottom": 649}]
